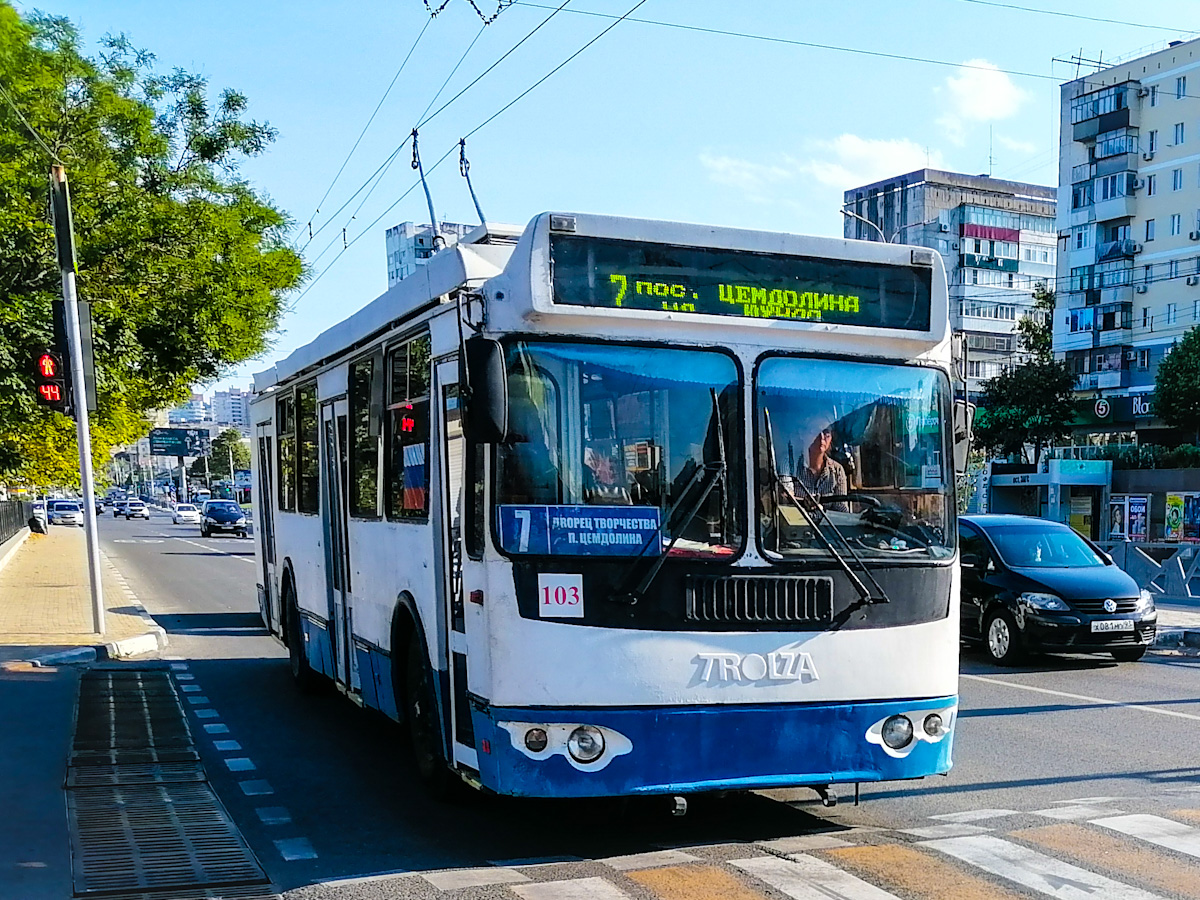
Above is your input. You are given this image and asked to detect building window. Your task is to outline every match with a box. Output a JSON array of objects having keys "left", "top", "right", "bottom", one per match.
[
  {"left": 276, "top": 394, "right": 296, "bottom": 513},
  {"left": 1170, "top": 259, "right": 1181, "bottom": 278},
  {"left": 1150, "top": 84, "right": 1159, "bottom": 106},
  {"left": 1041, "top": 249, "right": 1050, "bottom": 262},
  {"left": 349, "top": 357, "right": 380, "bottom": 517},
  {"left": 1143, "top": 306, "right": 1151, "bottom": 327},
  {"left": 1172, "top": 214, "right": 1183, "bottom": 235},
  {"left": 1146, "top": 219, "right": 1156, "bottom": 241},
  {"left": 1138, "top": 349, "right": 1150, "bottom": 370},
  {"left": 296, "top": 383, "right": 319, "bottom": 514},
  {"left": 1167, "top": 302, "right": 1178, "bottom": 324},
  {"left": 1073, "top": 226, "right": 1091, "bottom": 250},
  {"left": 1194, "top": 298, "right": 1200, "bottom": 320},
  {"left": 1149, "top": 130, "right": 1158, "bottom": 152},
  {"left": 1144, "top": 264, "right": 1153, "bottom": 283},
  {"left": 1174, "top": 168, "right": 1185, "bottom": 190},
  {"left": 1177, "top": 75, "right": 1187, "bottom": 99},
  {"left": 386, "top": 333, "right": 432, "bottom": 520},
  {"left": 1147, "top": 174, "right": 1157, "bottom": 195},
  {"left": 1024, "top": 247, "right": 1032, "bottom": 261},
  {"left": 1176, "top": 123, "right": 1187, "bottom": 145}
]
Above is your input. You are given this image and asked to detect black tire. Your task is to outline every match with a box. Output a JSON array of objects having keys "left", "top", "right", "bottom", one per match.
[
  {"left": 285, "top": 582, "right": 320, "bottom": 692},
  {"left": 200, "top": 526, "right": 209, "bottom": 538},
  {"left": 983, "top": 608, "right": 1023, "bottom": 666},
  {"left": 404, "top": 630, "right": 455, "bottom": 798},
  {"left": 1111, "top": 646, "right": 1147, "bottom": 662}
]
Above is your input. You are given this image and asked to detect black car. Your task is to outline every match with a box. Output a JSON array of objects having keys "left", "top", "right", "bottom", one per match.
[
  {"left": 201, "top": 500, "right": 248, "bottom": 538},
  {"left": 959, "top": 514, "right": 1156, "bottom": 664}
]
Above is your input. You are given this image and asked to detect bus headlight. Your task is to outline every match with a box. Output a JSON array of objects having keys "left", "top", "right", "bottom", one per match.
[
  {"left": 567, "top": 725, "right": 605, "bottom": 763},
  {"left": 881, "top": 715, "right": 913, "bottom": 749},
  {"left": 524, "top": 727, "right": 548, "bottom": 753},
  {"left": 923, "top": 713, "right": 945, "bottom": 736}
]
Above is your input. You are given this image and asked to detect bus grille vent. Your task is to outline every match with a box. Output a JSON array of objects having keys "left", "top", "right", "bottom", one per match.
[{"left": 686, "top": 575, "right": 834, "bottom": 624}]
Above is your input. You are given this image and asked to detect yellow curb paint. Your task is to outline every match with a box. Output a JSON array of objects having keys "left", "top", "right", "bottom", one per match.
[
  {"left": 821, "top": 843, "right": 1028, "bottom": 900},
  {"left": 626, "top": 864, "right": 767, "bottom": 900}
]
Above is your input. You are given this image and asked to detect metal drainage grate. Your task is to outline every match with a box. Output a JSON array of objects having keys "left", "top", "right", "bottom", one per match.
[
  {"left": 71, "top": 748, "right": 202, "bottom": 766},
  {"left": 93, "top": 887, "right": 279, "bottom": 900},
  {"left": 67, "top": 761, "right": 206, "bottom": 788},
  {"left": 72, "top": 670, "right": 193, "bottom": 757},
  {"left": 69, "top": 783, "right": 268, "bottom": 895}
]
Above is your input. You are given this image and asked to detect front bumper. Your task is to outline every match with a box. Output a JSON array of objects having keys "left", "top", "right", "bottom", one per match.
[
  {"left": 471, "top": 696, "right": 957, "bottom": 798},
  {"left": 1023, "top": 610, "right": 1156, "bottom": 651},
  {"left": 204, "top": 521, "right": 245, "bottom": 532}
]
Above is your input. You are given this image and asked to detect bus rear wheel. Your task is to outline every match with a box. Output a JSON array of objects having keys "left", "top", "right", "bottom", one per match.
[
  {"left": 404, "top": 631, "right": 455, "bottom": 798},
  {"left": 285, "top": 583, "right": 320, "bottom": 692}
]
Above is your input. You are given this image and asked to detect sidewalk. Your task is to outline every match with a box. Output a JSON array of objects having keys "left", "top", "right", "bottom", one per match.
[{"left": 0, "top": 526, "right": 166, "bottom": 666}]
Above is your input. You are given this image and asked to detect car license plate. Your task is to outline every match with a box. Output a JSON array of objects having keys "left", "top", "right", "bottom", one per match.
[{"left": 1091, "top": 619, "right": 1135, "bottom": 633}]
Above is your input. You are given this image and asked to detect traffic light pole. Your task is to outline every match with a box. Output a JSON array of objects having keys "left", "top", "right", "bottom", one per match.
[{"left": 52, "top": 165, "right": 104, "bottom": 635}]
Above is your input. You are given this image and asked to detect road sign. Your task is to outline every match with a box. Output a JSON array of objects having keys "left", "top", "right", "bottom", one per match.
[{"left": 149, "top": 427, "right": 209, "bottom": 456}]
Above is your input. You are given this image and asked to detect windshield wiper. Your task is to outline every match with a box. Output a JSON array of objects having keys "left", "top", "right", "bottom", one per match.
[
  {"left": 763, "top": 409, "right": 889, "bottom": 605},
  {"left": 609, "top": 389, "right": 727, "bottom": 606}
]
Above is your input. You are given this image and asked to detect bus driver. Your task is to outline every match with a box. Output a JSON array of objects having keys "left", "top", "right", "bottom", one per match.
[{"left": 794, "top": 411, "right": 848, "bottom": 512}]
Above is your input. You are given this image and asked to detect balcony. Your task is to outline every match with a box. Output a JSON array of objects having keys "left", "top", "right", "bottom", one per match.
[
  {"left": 961, "top": 253, "right": 1019, "bottom": 272},
  {"left": 1072, "top": 162, "right": 1097, "bottom": 183},
  {"left": 1094, "top": 195, "right": 1136, "bottom": 222},
  {"left": 1100, "top": 284, "right": 1133, "bottom": 304},
  {"left": 1096, "top": 239, "right": 1139, "bottom": 261},
  {"left": 1096, "top": 327, "right": 1133, "bottom": 347},
  {"left": 1077, "top": 370, "right": 1131, "bottom": 390}
]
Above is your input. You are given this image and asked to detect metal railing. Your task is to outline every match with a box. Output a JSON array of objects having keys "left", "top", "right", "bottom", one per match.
[{"left": 0, "top": 499, "right": 29, "bottom": 545}]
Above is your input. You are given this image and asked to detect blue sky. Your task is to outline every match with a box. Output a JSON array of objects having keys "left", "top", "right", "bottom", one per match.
[{"left": 23, "top": 1, "right": 1199, "bottom": 393}]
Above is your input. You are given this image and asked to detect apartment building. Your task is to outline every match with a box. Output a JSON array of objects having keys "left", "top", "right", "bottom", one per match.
[
  {"left": 167, "top": 392, "right": 208, "bottom": 425},
  {"left": 843, "top": 169, "right": 1057, "bottom": 401},
  {"left": 1057, "top": 39, "right": 1200, "bottom": 440},
  {"left": 385, "top": 221, "right": 479, "bottom": 288},
  {"left": 211, "top": 387, "right": 251, "bottom": 429}
]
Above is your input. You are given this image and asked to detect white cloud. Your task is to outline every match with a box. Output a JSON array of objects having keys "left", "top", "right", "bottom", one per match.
[
  {"left": 798, "top": 134, "right": 943, "bottom": 189},
  {"left": 937, "top": 59, "right": 1027, "bottom": 144},
  {"left": 996, "top": 134, "right": 1039, "bottom": 155},
  {"left": 698, "top": 153, "right": 793, "bottom": 201}
]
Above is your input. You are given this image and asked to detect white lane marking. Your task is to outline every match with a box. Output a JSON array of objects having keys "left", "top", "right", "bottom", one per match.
[
  {"left": 155, "top": 532, "right": 257, "bottom": 563},
  {"left": 185, "top": 696, "right": 210, "bottom": 705},
  {"left": 922, "top": 834, "right": 1165, "bottom": 899},
  {"left": 901, "top": 823, "right": 993, "bottom": 839},
  {"left": 423, "top": 867, "right": 531, "bottom": 890},
  {"left": 962, "top": 674, "right": 1200, "bottom": 722},
  {"left": 202, "top": 723, "right": 230, "bottom": 734},
  {"left": 174, "top": 673, "right": 195, "bottom": 681},
  {"left": 513, "top": 876, "right": 633, "bottom": 900},
  {"left": 1055, "top": 796, "right": 1126, "bottom": 805},
  {"left": 757, "top": 835, "right": 853, "bottom": 853},
  {"left": 193, "top": 709, "right": 219, "bottom": 719},
  {"left": 274, "top": 837, "right": 318, "bottom": 861},
  {"left": 256, "top": 806, "right": 292, "bottom": 825},
  {"left": 1093, "top": 813, "right": 1200, "bottom": 859},
  {"left": 168, "top": 662, "right": 189, "bottom": 670},
  {"left": 213, "top": 740, "right": 242, "bottom": 752},
  {"left": 179, "top": 684, "right": 201, "bottom": 692},
  {"left": 224, "top": 757, "right": 256, "bottom": 772},
  {"left": 930, "top": 809, "right": 1019, "bottom": 823},
  {"left": 731, "top": 855, "right": 902, "bottom": 900},
  {"left": 238, "top": 779, "right": 274, "bottom": 796},
  {"left": 603, "top": 849, "right": 699, "bottom": 871},
  {"left": 1033, "top": 805, "right": 1124, "bottom": 821}
]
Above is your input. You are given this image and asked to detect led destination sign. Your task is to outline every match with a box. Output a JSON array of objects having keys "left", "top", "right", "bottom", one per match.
[{"left": 550, "top": 234, "right": 932, "bottom": 331}]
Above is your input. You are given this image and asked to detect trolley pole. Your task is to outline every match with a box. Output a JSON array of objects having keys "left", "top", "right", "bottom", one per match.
[{"left": 51, "top": 165, "right": 104, "bottom": 635}]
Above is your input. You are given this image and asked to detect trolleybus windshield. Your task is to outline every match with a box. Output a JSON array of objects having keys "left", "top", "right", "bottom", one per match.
[{"left": 551, "top": 234, "right": 932, "bottom": 331}]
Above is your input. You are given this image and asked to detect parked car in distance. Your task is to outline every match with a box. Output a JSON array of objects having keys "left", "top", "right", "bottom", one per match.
[
  {"left": 959, "top": 514, "right": 1156, "bottom": 664},
  {"left": 112, "top": 499, "right": 129, "bottom": 517},
  {"left": 123, "top": 500, "right": 151, "bottom": 520},
  {"left": 172, "top": 503, "right": 202, "bottom": 525},
  {"left": 49, "top": 500, "right": 84, "bottom": 527},
  {"left": 200, "top": 500, "right": 248, "bottom": 538}
]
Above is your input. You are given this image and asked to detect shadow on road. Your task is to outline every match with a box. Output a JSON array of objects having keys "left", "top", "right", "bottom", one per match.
[{"left": 152, "top": 612, "right": 269, "bottom": 637}]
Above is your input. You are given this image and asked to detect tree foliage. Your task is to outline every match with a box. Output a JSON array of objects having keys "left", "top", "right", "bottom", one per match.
[
  {"left": 188, "top": 428, "right": 250, "bottom": 480},
  {"left": 973, "top": 288, "right": 1077, "bottom": 464},
  {"left": 0, "top": 7, "right": 302, "bottom": 486},
  {"left": 1154, "top": 326, "right": 1200, "bottom": 444}
]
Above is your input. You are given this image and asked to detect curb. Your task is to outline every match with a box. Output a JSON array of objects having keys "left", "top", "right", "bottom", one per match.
[
  {"left": 1151, "top": 627, "right": 1200, "bottom": 657},
  {"left": 0, "top": 526, "right": 31, "bottom": 576}
]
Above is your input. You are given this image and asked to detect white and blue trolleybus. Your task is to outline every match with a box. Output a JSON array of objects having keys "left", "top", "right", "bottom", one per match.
[{"left": 250, "top": 212, "right": 970, "bottom": 801}]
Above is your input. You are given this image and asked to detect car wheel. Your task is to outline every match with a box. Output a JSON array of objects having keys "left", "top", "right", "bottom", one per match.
[
  {"left": 285, "top": 582, "right": 320, "bottom": 692},
  {"left": 200, "top": 526, "right": 208, "bottom": 538},
  {"left": 984, "top": 608, "right": 1023, "bottom": 666},
  {"left": 405, "top": 630, "right": 456, "bottom": 798},
  {"left": 1111, "top": 646, "right": 1147, "bottom": 662}
]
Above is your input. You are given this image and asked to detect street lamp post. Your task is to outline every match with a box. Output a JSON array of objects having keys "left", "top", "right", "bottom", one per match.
[{"left": 841, "top": 208, "right": 888, "bottom": 243}]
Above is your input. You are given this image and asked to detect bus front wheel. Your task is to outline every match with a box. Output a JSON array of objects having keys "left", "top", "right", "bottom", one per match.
[
  {"left": 404, "top": 631, "right": 455, "bottom": 798},
  {"left": 285, "top": 583, "right": 320, "bottom": 692}
]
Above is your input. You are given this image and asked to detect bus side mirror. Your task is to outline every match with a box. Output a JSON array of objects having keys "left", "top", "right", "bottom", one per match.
[
  {"left": 953, "top": 399, "right": 975, "bottom": 476},
  {"left": 463, "top": 337, "right": 508, "bottom": 443}
]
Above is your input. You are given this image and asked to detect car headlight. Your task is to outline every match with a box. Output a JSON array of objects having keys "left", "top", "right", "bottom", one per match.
[
  {"left": 204, "top": 516, "right": 216, "bottom": 524},
  {"left": 567, "top": 725, "right": 605, "bottom": 763},
  {"left": 235, "top": 517, "right": 246, "bottom": 525},
  {"left": 1137, "top": 589, "right": 1155, "bottom": 612},
  {"left": 1018, "top": 591, "right": 1070, "bottom": 611}
]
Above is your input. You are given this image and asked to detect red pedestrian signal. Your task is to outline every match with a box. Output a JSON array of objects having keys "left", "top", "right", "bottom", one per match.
[{"left": 33, "top": 350, "right": 70, "bottom": 414}]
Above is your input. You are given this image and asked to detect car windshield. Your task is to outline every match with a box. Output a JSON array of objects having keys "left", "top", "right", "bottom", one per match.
[
  {"left": 59, "top": 503, "right": 80, "bottom": 512},
  {"left": 177, "top": 505, "right": 196, "bottom": 512},
  {"left": 986, "top": 523, "right": 1107, "bottom": 568},
  {"left": 757, "top": 357, "right": 954, "bottom": 560},
  {"left": 495, "top": 340, "right": 743, "bottom": 557},
  {"left": 208, "top": 501, "right": 240, "bottom": 513},
  {"left": 127, "top": 502, "right": 144, "bottom": 507}
]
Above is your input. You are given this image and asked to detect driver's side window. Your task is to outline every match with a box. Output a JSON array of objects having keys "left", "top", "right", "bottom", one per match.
[{"left": 959, "top": 524, "right": 988, "bottom": 571}]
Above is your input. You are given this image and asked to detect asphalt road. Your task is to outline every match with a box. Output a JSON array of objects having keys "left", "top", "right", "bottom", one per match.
[{"left": 96, "top": 510, "right": 1200, "bottom": 900}]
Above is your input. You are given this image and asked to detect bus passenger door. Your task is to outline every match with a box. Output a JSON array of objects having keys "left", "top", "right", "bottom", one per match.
[
  {"left": 320, "top": 398, "right": 359, "bottom": 693},
  {"left": 433, "top": 360, "right": 474, "bottom": 768},
  {"left": 254, "top": 426, "right": 277, "bottom": 633}
]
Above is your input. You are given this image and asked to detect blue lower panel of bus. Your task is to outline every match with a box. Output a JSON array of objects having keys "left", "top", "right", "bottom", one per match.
[{"left": 471, "top": 696, "right": 956, "bottom": 798}]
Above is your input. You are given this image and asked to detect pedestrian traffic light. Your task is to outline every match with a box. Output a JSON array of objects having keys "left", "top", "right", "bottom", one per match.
[{"left": 33, "top": 350, "right": 71, "bottom": 414}]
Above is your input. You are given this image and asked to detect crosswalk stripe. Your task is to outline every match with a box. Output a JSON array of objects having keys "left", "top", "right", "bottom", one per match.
[
  {"left": 922, "top": 834, "right": 1165, "bottom": 900},
  {"left": 731, "top": 855, "right": 901, "bottom": 900},
  {"left": 900, "top": 823, "right": 992, "bottom": 839},
  {"left": 930, "top": 809, "right": 1018, "bottom": 823},
  {"left": 1092, "top": 813, "right": 1200, "bottom": 859},
  {"left": 603, "top": 849, "right": 699, "bottom": 871},
  {"left": 1032, "top": 805, "right": 1122, "bottom": 821},
  {"left": 422, "top": 867, "right": 530, "bottom": 890},
  {"left": 627, "top": 864, "right": 767, "bottom": 900},
  {"left": 822, "top": 843, "right": 1030, "bottom": 900},
  {"left": 513, "top": 876, "right": 635, "bottom": 900},
  {"left": 1016, "top": 823, "right": 1200, "bottom": 900}
]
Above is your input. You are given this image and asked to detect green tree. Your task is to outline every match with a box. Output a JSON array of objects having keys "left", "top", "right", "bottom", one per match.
[
  {"left": 1154, "top": 326, "right": 1200, "bottom": 444},
  {"left": 973, "top": 361, "right": 1078, "bottom": 464},
  {"left": 0, "top": 7, "right": 302, "bottom": 486},
  {"left": 1015, "top": 282, "right": 1055, "bottom": 362},
  {"left": 188, "top": 428, "right": 250, "bottom": 480}
]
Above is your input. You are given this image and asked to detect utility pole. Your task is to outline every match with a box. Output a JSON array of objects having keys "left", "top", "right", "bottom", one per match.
[
  {"left": 50, "top": 165, "right": 104, "bottom": 635},
  {"left": 228, "top": 442, "right": 236, "bottom": 502}
]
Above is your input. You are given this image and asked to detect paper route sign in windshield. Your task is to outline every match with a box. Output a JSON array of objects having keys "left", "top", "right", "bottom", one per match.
[{"left": 497, "top": 505, "right": 661, "bottom": 556}]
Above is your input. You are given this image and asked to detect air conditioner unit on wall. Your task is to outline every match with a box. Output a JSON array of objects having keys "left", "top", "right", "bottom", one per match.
[
  {"left": 1137, "top": 87, "right": 1151, "bottom": 98},
  {"left": 1190, "top": 230, "right": 1200, "bottom": 241},
  {"left": 1188, "top": 275, "right": 1200, "bottom": 285},
  {"left": 1133, "top": 243, "right": 1144, "bottom": 253},
  {"left": 939, "top": 223, "right": 950, "bottom": 233},
  {"left": 1144, "top": 151, "right": 1156, "bottom": 161},
  {"left": 1136, "top": 284, "right": 1149, "bottom": 293}
]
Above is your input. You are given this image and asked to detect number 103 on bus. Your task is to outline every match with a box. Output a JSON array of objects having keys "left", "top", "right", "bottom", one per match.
[{"left": 538, "top": 573, "right": 584, "bottom": 618}]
